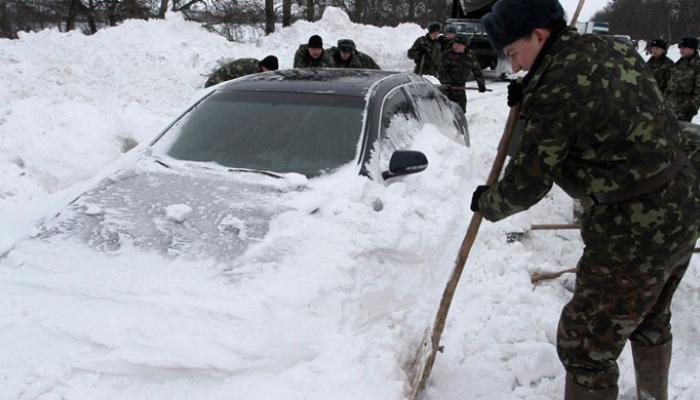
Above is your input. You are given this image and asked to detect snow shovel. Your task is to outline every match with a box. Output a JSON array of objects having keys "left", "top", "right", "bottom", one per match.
[
  {"left": 506, "top": 223, "right": 579, "bottom": 243},
  {"left": 406, "top": 1, "right": 588, "bottom": 397},
  {"left": 531, "top": 247, "right": 700, "bottom": 285}
]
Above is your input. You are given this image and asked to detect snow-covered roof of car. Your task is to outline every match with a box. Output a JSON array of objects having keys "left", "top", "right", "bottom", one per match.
[{"left": 217, "top": 68, "right": 405, "bottom": 97}]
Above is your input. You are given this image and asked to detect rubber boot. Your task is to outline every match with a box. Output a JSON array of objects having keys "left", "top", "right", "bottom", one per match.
[
  {"left": 632, "top": 340, "right": 672, "bottom": 400},
  {"left": 565, "top": 374, "right": 618, "bottom": 400}
]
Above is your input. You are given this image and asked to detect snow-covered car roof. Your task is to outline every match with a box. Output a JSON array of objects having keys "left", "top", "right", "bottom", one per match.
[{"left": 217, "top": 68, "right": 404, "bottom": 97}]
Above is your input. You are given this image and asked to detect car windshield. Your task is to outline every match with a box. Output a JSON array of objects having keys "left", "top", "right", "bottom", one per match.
[
  {"left": 152, "top": 90, "right": 366, "bottom": 177},
  {"left": 455, "top": 21, "right": 482, "bottom": 34}
]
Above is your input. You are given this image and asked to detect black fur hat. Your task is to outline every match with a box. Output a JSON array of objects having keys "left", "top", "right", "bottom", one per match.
[
  {"left": 679, "top": 37, "right": 699, "bottom": 50},
  {"left": 482, "top": 0, "right": 565, "bottom": 50},
  {"left": 649, "top": 38, "right": 667, "bottom": 50}
]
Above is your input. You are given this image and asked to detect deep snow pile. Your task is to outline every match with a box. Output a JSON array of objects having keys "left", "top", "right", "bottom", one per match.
[
  {"left": 1, "top": 8, "right": 699, "bottom": 400},
  {"left": 0, "top": 8, "right": 424, "bottom": 247}
]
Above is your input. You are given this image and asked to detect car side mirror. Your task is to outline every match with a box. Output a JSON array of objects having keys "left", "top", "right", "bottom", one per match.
[{"left": 381, "top": 150, "right": 428, "bottom": 180}]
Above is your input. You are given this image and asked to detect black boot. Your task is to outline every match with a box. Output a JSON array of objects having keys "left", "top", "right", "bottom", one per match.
[
  {"left": 632, "top": 340, "right": 672, "bottom": 400},
  {"left": 565, "top": 374, "right": 618, "bottom": 400}
]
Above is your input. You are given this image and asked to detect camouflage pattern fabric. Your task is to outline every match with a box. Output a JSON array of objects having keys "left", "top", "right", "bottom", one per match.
[
  {"left": 293, "top": 45, "right": 332, "bottom": 68},
  {"left": 204, "top": 58, "right": 259, "bottom": 88},
  {"left": 328, "top": 47, "right": 381, "bottom": 69},
  {"left": 407, "top": 34, "right": 443, "bottom": 76},
  {"left": 646, "top": 54, "right": 674, "bottom": 93},
  {"left": 680, "top": 120, "right": 700, "bottom": 172},
  {"left": 477, "top": 28, "right": 700, "bottom": 390},
  {"left": 439, "top": 35, "right": 455, "bottom": 52},
  {"left": 438, "top": 48, "right": 485, "bottom": 112},
  {"left": 666, "top": 52, "right": 700, "bottom": 121}
]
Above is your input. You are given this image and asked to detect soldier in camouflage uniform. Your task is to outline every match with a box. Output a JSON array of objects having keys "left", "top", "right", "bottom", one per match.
[
  {"left": 329, "top": 39, "right": 381, "bottom": 69},
  {"left": 293, "top": 35, "right": 332, "bottom": 68},
  {"left": 646, "top": 38, "right": 674, "bottom": 93},
  {"left": 666, "top": 37, "right": 700, "bottom": 122},
  {"left": 204, "top": 56, "right": 278, "bottom": 88},
  {"left": 407, "top": 21, "right": 443, "bottom": 76},
  {"left": 438, "top": 34, "right": 487, "bottom": 112},
  {"left": 475, "top": 1, "right": 700, "bottom": 399},
  {"left": 440, "top": 25, "right": 458, "bottom": 52}
]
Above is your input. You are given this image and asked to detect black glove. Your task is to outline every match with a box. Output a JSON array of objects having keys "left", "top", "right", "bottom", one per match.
[
  {"left": 470, "top": 185, "right": 490, "bottom": 212},
  {"left": 507, "top": 80, "right": 524, "bottom": 107},
  {"left": 478, "top": 83, "right": 487, "bottom": 93}
]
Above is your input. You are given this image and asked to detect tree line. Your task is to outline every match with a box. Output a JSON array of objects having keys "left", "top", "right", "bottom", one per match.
[
  {"left": 0, "top": 0, "right": 450, "bottom": 40},
  {"left": 592, "top": 0, "right": 699, "bottom": 42}
]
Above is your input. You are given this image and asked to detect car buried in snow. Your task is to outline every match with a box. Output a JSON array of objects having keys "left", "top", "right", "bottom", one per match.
[
  {"left": 1, "top": 68, "right": 472, "bottom": 398},
  {"left": 36, "top": 68, "right": 469, "bottom": 263}
]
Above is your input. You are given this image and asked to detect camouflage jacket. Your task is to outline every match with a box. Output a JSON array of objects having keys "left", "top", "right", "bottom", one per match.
[
  {"left": 666, "top": 52, "right": 700, "bottom": 119},
  {"left": 438, "top": 49, "right": 485, "bottom": 87},
  {"left": 407, "top": 34, "right": 443, "bottom": 76},
  {"left": 329, "top": 47, "right": 381, "bottom": 69},
  {"left": 204, "top": 58, "right": 259, "bottom": 88},
  {"left": 478, "top": 28, "right": 684, "bottom": 222},
  {"left": 293, "top": 45, "right": 333, "bottom": 68},
  {"left": 646, "top": 54, "right": 674, "bottom": 93}
]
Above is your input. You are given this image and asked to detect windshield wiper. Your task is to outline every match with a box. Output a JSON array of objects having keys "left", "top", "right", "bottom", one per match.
[
  {"left": 227, "top": 167, "right": 284, "bottom": 179},
  {"left": 154, "top": 158, "right": 171, "bottom": 169}
]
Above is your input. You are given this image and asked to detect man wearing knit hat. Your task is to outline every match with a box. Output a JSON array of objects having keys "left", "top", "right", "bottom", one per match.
[
  {"left": 438, "top": 33, "right": 486, "bottom": 112},
  {"left": 666, "top": 37, "right": 700, "bottom": 121},
  {"left": 646, "top": 38, "right": 674, "bottom": 93},
  {"left": 204, "top": 55, "right": 278, "bottom": 88},
  {"left": 293, "top": 34, "right": 332, "bottom": 68},
  {"left": 471, "top": 0, "right": 700, "bottom": 399},
  {"left": 407, "top": 21, "right": 443, "bottom": 76}
]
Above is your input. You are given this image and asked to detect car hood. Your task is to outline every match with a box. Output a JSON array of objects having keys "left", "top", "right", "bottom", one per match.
[{"left": 38, "top": 156, "right": 306, "bottom": 264}]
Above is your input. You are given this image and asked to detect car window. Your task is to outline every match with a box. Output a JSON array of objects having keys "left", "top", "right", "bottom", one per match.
[
  {"left": 152, "top": 91, "right": 366, "bottom": 177},
  {"left": 407, "top": 83, "right": 469, "bottom": 145},
  {"left": 380, "top": 89, "right": 417, "bottom": 138}
]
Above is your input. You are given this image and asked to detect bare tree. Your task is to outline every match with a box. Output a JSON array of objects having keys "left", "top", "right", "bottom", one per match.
[
  {"left": 265, "top": 0, "right": 275, "bottom": 33},
  {"left": 158, "top": 0, "right": 169, "bottom": 18},
  {"left": 305, "top": 0, "right": 314, "bottom": 21},
  {"left": 282, "top": 0, "right": 292, "bottom": 26}
]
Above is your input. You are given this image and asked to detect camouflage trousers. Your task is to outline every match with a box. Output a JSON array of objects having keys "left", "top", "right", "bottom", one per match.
[
  {"left": 557, "top": 166, "right": 700, "bottom": 390},
  {"left": 440, "top": 87, "right": 467, "bottom": 113}
]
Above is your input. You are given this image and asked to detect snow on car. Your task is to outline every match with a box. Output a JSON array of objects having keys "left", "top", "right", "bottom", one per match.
[{"left": 0, "top": 68, "right": 474, "bottom": 399}]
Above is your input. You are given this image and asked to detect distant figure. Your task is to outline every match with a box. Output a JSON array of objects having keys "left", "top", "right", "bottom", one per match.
[
  {"left": 204, "top": 56, "right": 278, "bottom": 88},
  {"left": 440, "top": 25, "right": 458, "bottom": 52},
  {"left": 293, "top": 35, "right": 332, "bottom": 68},
  {"left": 438, "top": 34, "right": 486, "bottom": 112},
  {"left": 407, "top": 21, "right": 443, "bottom": 76},
  {"left": 666, "top": 37, "right": 700, "bottom": 122},
  {"left": 646, "top": 38, "right": 674, "bottom": 92},
  {"left": 329, "top": 39, "right": 380, "bottom": 70}
]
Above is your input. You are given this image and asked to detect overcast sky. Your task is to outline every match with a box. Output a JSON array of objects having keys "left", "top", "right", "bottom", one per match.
[{"left": 560, "top": 0, "right": 610, "bottom": 21}]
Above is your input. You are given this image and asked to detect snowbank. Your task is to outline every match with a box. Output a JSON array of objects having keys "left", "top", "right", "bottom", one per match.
[{"left": 1, "top": 8, "right": 699, "bottom": 400}]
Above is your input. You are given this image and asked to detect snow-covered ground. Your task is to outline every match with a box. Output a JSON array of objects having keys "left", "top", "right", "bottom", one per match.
[{"left": 1, "top": 8, "right": 699, "bottom": 400}]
